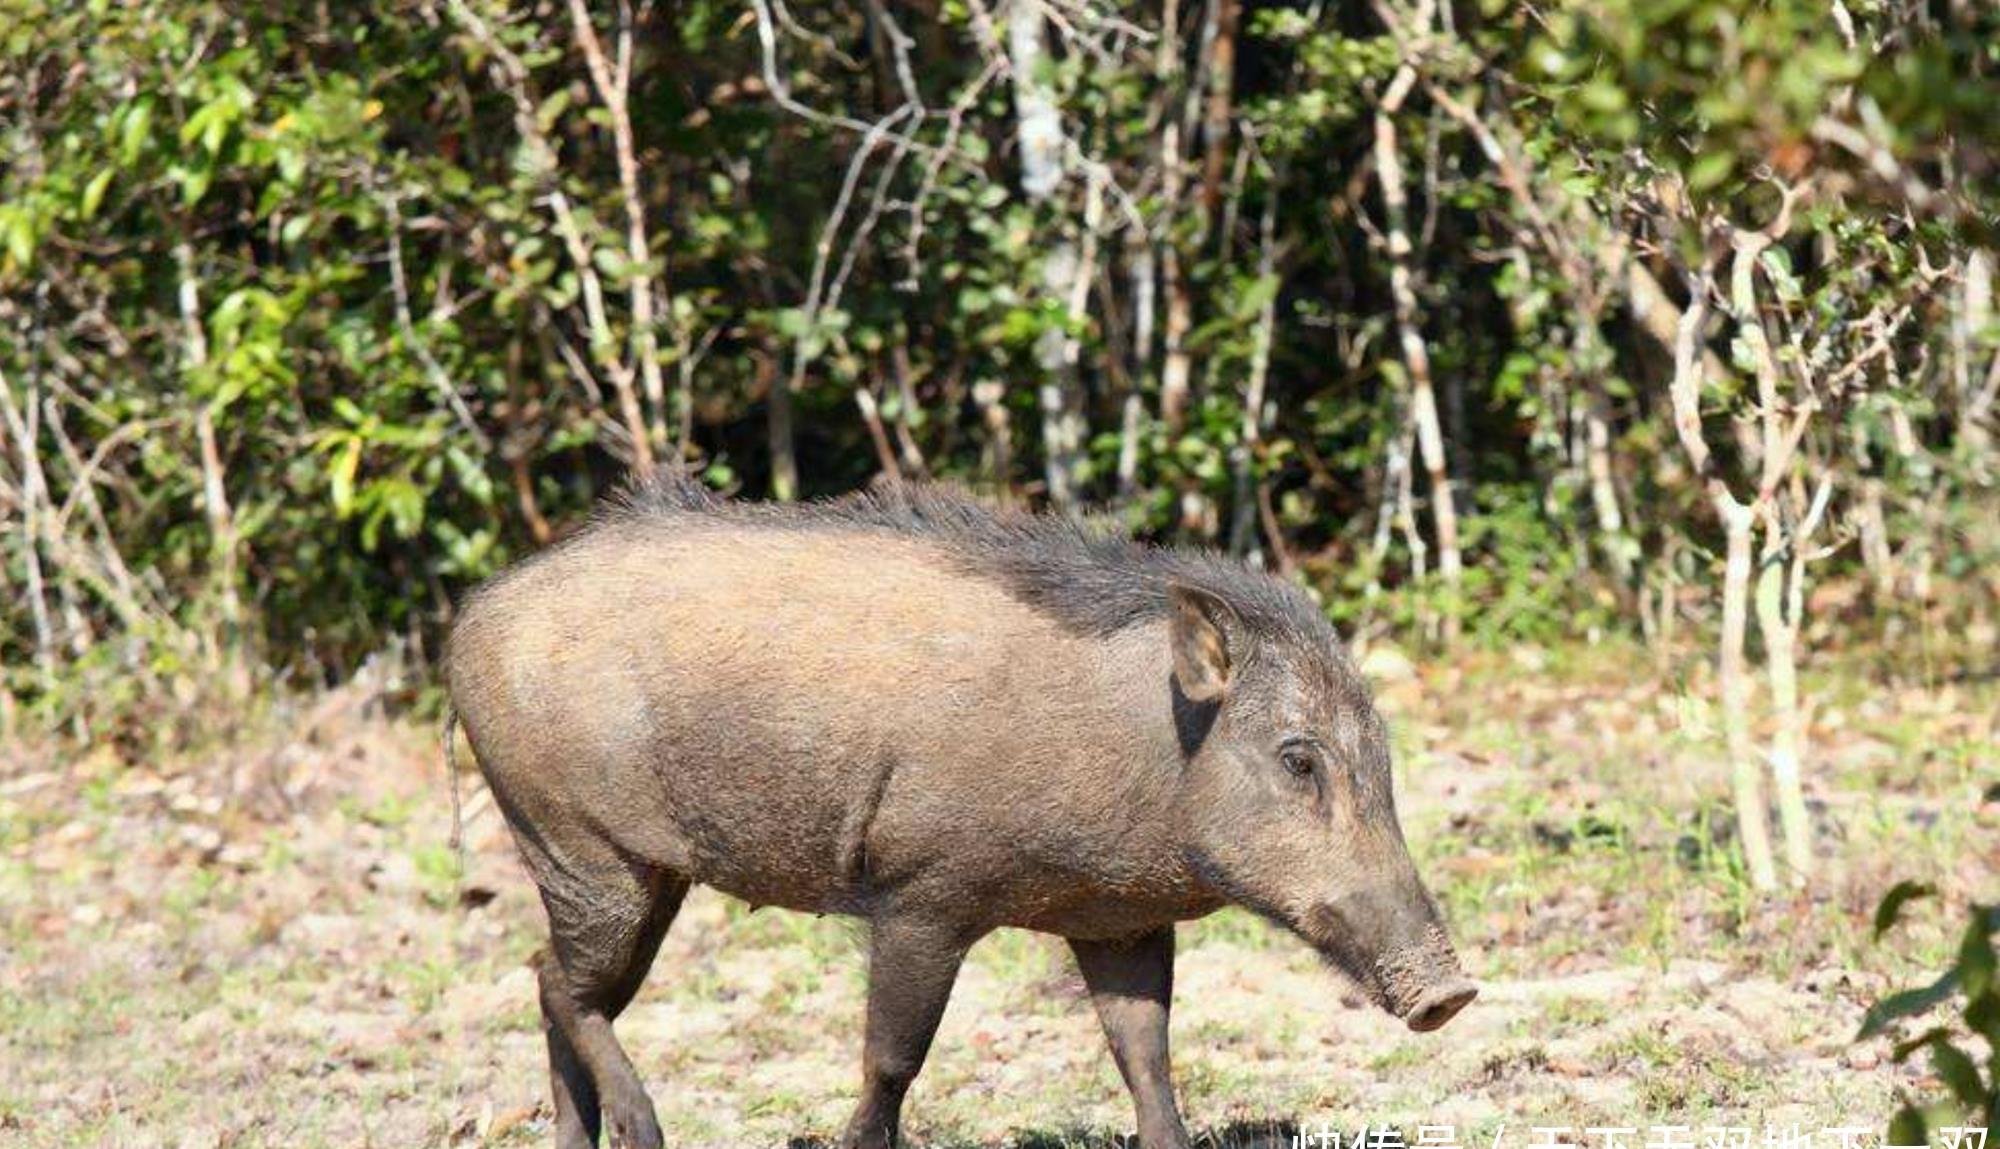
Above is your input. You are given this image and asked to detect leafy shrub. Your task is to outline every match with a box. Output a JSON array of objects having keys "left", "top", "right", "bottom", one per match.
[{"left": 1865, "top": 882, "right": 2000, "bottom": 1138}]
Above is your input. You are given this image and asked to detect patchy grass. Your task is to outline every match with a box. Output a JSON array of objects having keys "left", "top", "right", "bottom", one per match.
[
  {"left": 0, "top": 643, "right": 1990, "bottom": 1147},
  {"left": 1398, "top": 642, "right": 1995, "bottom": 988}
]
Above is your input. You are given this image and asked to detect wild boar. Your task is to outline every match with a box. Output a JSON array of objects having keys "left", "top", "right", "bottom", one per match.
[{"left": 445, "top": 470, "right": 1474, "bottom": 1149}]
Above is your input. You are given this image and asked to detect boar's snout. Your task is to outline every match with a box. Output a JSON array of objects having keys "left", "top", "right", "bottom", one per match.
[
  {"left": 1371, "top": 928, "right": 1476, "bottom": 1033},
  {"left": 1403, "top": 978, "right": 1478, "bottom": 1032},
  {"left": 1307, "top": 889, "right": 1476, "bottom": 1033}
]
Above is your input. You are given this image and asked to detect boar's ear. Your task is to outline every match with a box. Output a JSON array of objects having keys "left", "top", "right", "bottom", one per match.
[{"left": 1168, "top": 583, "right": 1237, "bottom": 703}]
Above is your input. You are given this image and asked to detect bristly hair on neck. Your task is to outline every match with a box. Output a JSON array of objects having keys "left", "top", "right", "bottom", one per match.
[{"left": 599, "top": 467, "right": 1335, "bottom": 647}]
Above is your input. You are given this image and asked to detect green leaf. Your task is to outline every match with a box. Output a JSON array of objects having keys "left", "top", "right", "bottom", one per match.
[
  {"left": 1893, "top": 1026, "right": 1951, "bottom": 1061},
  {"left": 446, "top": 446, "right": 495, "bottom": 505},
  {"left": 117, "top": 99, "right": 154, "bottom": 166},
  {"left": 378, "top": 477, "right": 426, "bottom": 540},
  {"left": 1687, "top": 150, "right": 1735, "bottom": 192},
  {"left": 1959, "top": 908, "right": 1997, "bottom": 999},
  {"left": 772, "top": 307, "right": 810, "bottom": 339},
  {"left": 1, "top": 206, "right": 35, "bottom": 270},
  {"left": 177, "top": 162, "right": 214, "bottom": 207},
  {"left": 80, "top": 169, "right": 114, "bottom": 221},
  {"left": 1964, "top": 990, "right": 2000, "bottom": 1049},
  {"left": 1877, "top": 881, "right": 1937, "bottom": 938},
  {"left": 1859, "top": 971, "right": 1961, "bottom": 1041},
  {"left": 1760, "top": 248, "right": 1804, "bottom": 304},
  {"left": 178, "top": 104, "right": 213, "bottom": 148},
  {"left": 1886, "top": 1105, "right": 1927, "bottom": 1149},
  {"left": 330, "top": 438, "right": 362, "bottom": 516},
  {"left": 535, "top": 89, "right": 573, "bottom": 133},
  {"left": 276, "top": 144, "right": 306, "bottom": 185},
  {"left": 1237, "top": 273, "right": 1280, "bottom": 319},
  {"left": 1926, "top": 1036, "right": 1986, "bottom": 1108}
]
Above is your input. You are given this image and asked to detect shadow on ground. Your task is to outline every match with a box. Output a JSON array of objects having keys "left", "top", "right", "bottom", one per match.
[{"left": 786, "top": 1118, "right": 1305, "bottom": 1148}]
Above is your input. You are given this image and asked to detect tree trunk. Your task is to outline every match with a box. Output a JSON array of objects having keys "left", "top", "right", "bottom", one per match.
[
  {"left": 1668, "top": 261, "right": 1778, "bottom": 892},
  {"left": 761, "top": 349, "right": 797, "bottom": 501},
  {"left": 176, "top": 244, "right": 241, "bottom": 633},
  {"left": 1958, "top": 250, "right": 1995, "bottom": 476},
  {"left": 1008, "top": 0, "right": 1088, "bottom": 506},
  {"left": 1367, "top": 386, "right": 1412, "bottom": 598},
  {"left": 1007, "top": 0, "right": 1064, "bottom": 200},
  {"left": 855, "top": 387, "right": 904, "bottom": 483},
  {"left": 567, "top": 0, "right": 670, "bottom": 459},
  {"left": 888, "top": 338, "right": 928, "bottom": 478},
  {"left": 1039, "top": 171, "right": 1100, "bottom": 508},
  {"left": 1719, "top": 495, "right": 1779, "bottom": 891},
  {"left": 1198, "top": 0, "right": 1240, "bottom": 221},
  {"left": 1156, "top": 0, "right": 1193, "bottom": 434},
  {"left": 0, "top": 366, "right": 55, "bottom": 688},
  {"left": 1856, "top": 475, "right": 1894, "bottom": 599},
  {"left": 1372, "top": 66, "right": 1461, "bottom": 642},
  {"left": 1229, "top": 184, "right": 1280, "bottom": 558},
  {"left": 1730, "top": 219, "right": 1815, "bottom": 889},
  {"left": 1118, "top": 234, "right": 1154, "bottom": 504},
  {"left": 1160, "top": 200, "right": 1194, "bottom": 431},
  {"left": 1583, "top": 390, "right": 1633, "bottom": 585},
  {"left": 974, "top": 380, "right": 1014, "bottom": 499},
  {"left": 1755, "top": 519, "right": 1813, "bottom": 885},
  {"left": 504, "top": 328, "right": 553, "bottom": 547}
]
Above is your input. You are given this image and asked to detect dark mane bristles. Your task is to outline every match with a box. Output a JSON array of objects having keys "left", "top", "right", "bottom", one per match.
[{"left": 599, "top": 468, "right": 1331, "bottom": 645}]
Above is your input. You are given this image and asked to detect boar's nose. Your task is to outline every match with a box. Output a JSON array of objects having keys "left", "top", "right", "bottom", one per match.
[
  {"left": 1403, "top": 979, "right": 1477, "bottom": 1032},
  {"left": 1308, "top": 885, "right": 1476, "bottom": 1031},
  {"left": 1375, "top": 931, "right": 1476, "bottom": 1032}
]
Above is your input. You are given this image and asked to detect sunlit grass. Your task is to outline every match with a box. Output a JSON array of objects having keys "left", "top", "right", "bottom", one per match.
[{"left": 0, "top": 645, "right": 1989, "bottom": 1145}]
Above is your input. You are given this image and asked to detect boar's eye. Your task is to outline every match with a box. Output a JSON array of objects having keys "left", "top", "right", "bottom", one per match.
[{"left": 1279, "top": 744, "right": 1319, "bottom": 779}]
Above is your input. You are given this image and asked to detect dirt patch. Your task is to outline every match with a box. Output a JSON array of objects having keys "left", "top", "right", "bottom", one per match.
[{"left": 1, "top": 652, "right": 1986, "bottom": 1147}]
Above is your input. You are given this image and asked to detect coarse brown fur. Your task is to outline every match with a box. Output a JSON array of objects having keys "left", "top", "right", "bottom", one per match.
[{"left": 447, "top": 471, "right": 1473, "bottom": 1149}]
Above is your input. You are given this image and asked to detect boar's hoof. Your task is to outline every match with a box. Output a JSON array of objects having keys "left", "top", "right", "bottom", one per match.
[{"left": 1403, "top": 980, "right": 1477, "bottom": 1033}]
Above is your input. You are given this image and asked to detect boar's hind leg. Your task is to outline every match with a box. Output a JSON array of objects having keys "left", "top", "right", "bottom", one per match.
[
  {"left": 1069, "top": 928, "right": 1193, "bottom": 1149},
  {"left": 838, "top": 914, "right": 979, "bottom": 1149},
  {"left": 536, "top": 864, "right": 688, "bottom": 1149}
]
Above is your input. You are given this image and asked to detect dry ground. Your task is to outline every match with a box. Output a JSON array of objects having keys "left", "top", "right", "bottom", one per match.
[{"left": 1, "top": 642, "right": 1993, "bottom": 1148}]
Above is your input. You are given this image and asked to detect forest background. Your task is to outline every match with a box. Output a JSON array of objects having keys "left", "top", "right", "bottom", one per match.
[
  {"left": 4, "top": 0, "right": 1995, "bottom": 881},
  {"left": 1, "top": 1, "right": 1998, "bottom": 1141}
]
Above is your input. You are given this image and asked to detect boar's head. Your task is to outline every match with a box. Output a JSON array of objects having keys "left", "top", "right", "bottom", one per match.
[{"left": 1165, "top": 583, "right": 1475, "bottom": 1033}]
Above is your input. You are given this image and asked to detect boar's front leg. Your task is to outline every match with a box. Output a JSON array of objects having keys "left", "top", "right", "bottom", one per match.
[
  {"left": 1068, "top": 927, "right": 1193, "bottom": 1149},
  {"left": 838, "top": 912, "right": 979, "bottom": 1149}
]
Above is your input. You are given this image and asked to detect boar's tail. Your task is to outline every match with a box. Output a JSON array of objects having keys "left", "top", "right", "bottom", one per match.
[{"left": 443, "top": 704, "right": 464, "bottom": 867}]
